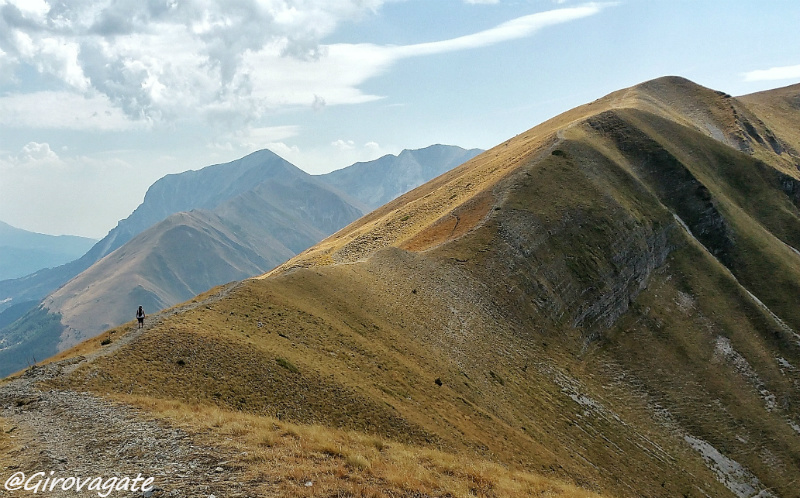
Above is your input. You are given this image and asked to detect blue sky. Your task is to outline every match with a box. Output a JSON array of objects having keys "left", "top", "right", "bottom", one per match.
[{"left": 0, "top": 0, "right": 798, "bottom": 238}]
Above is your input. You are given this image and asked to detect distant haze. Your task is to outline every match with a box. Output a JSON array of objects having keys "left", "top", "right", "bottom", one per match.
[{"left": 0, "top": 221, "right": 96, "bottom": 280}]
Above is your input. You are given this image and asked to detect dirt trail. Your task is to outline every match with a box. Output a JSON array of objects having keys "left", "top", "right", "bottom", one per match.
[{"left": 0, "top": 282, "right": 254, "bottom": 498}]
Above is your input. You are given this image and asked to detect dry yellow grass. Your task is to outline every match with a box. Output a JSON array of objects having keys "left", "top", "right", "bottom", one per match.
[{"left": 117, "top": 395, "right": 608, "bottom": 498}]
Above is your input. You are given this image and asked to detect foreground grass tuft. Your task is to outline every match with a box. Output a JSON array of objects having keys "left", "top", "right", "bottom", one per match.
[{"left": 275, "top": 357, "right": 300, "bottom": 374}]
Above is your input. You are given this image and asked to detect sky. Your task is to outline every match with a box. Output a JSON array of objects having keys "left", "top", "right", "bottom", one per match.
[{"left": 0, "top": 0, "right": 798, "bottom": 239}]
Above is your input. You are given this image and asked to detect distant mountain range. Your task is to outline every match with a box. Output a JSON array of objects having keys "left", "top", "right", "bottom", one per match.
[
  {"left": 0, "top": 145, "right": 481, "bottom": 376},
  {"left": 319, "top": 145, "right": 483, "bottom": 209},
  {"left": 0, "top": 221, "right": 96, "bottom": 281}
]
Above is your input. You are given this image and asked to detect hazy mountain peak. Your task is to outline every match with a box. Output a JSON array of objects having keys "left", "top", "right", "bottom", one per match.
[
  {"left": 0, "top": 220, "right": 96, "bottom": 281},
  {"left": 320, "top": 144, "right": 482, "bottom": 210}
]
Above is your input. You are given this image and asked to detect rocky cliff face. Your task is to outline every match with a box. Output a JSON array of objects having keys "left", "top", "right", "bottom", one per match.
[{"left": 586, "top": 110, "right": 735, "bottom": 263}]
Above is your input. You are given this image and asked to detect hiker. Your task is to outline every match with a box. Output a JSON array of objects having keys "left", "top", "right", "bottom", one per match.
[{"left": 136, "top": 305, "right": 146, "bottom": 328}]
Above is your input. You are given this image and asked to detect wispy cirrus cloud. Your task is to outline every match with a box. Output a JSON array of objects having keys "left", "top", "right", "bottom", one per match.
[
  {"left": 390, "top": 3, "right": 610, "bottom": 58},
  {"left": 242, "top": 3, "right": 613, "bottom": 110},
  {"left": 743, "top": 64, "right": 800, "bottom": 82}
]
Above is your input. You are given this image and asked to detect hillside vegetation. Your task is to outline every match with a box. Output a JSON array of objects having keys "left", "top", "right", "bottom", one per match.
[{"left": 4, "top": 77, "right": 800, "bottom": 498}]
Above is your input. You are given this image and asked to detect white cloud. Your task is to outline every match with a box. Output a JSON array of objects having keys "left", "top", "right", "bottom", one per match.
[
  {"left": 0, "top": 1, "right": 611, "bottom": 130},
  {"left": 7, "top": 0, "right": 49, "bottom": 17},
  {"left": 17, "top": 141, "right": 59, "bottom": 163},
  {"left": 0, "top": 0, "right": 389, "bottom": 123},
  {"left": 391, "top": 4, "right": 610, "bottom": 58},
  {"left": 464, "top": 0, "right": 500, "bottom": 4},
  {"left": 312, "top": 94, "right": 327, "bottom": 111},
  {"left": 266, "top": 142, "right": 301, "bottom": 159},
  {"left": 331, "top": 139, "right": 386, "bottom": 154},
  {"left": 332, "top": 139, "right": 357, "bottom": 150},
  {"left": 211, "top": 125, "right": 301, "bottom": 153},
  {"left": 743, "top": 64, "right": 800, "bottom": 82}
]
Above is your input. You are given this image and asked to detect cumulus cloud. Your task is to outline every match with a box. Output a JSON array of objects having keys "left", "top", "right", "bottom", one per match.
[
  {"left": 17, "top": 141, "right": 59, "bottom": 163},
  {"left": 0, "top": 141, "right": 59, "bottom": 169},
  {"left": 0, "top": 1, "right": 610, "bottom": 129},
  {"left": 266, "top": 141, "right": 300, "bottom": 159},
  {"left": 332, "top": 139, "right": 357, "bottom": 150},
  {"left": 743, "top": 64, "right": 800, "bottom": 82},
  {"left": 211, "top": 125, "right": 300, "bottom": 152},
  {"left": 312, "top": 94, "right": 327, "bottom": 111},
  {"left": 331, "top": 139, "right": 386, "bottom": 158},
  {"left": 0, "top": 0, "right": 386, "bottom": 123}
]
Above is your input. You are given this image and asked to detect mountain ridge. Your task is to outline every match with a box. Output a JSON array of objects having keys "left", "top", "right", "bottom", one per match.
[{"left": 28, "top": 75, "right": 800, "bottom": 497}]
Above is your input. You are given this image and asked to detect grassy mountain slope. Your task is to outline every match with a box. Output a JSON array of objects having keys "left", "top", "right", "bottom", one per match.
[
  {"left": 41, "top": 173, "right": 365, "bottom": 351},
  {"left": 13, "top": 76, "right": 800, "bottom": 497},
  {"left": 0, "top": 146, "right": 479, "bottom": 377},
  {"left": 42, "top": 211, "right": 281, "bottom": 350},
  {"left": 739, "top": 82, "right": 800, "bottom": 157}
]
